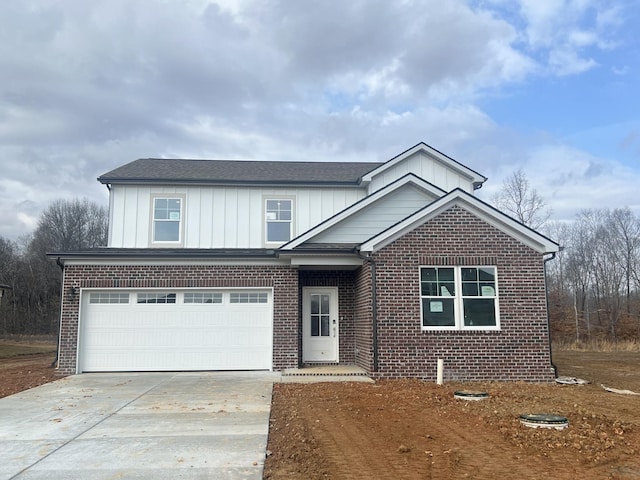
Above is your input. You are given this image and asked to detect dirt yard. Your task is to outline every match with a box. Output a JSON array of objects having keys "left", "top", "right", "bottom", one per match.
[
  {"left": 1, "top": 349, "right": 639, "bottom": 479},
  {"left": 264, "top": 351, "right": 640, "bottom": 480}
]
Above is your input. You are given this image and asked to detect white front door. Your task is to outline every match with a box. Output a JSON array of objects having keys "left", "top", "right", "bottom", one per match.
[{"left": 302, "top": 287, "right": 339, "bottom": 363}]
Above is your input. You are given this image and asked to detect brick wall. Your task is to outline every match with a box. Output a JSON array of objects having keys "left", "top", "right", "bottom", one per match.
[
  {"left": 354, "top": 262, "right": 374, "bottom": 371},
  {"left": 372, "top": 205, "right": 555, "bottom": 382},
  {"left": 58, "top": 264, "right": 298, "bottom": 375}
]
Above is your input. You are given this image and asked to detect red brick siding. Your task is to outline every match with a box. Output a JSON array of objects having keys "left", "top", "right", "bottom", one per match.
[
  {"left": 58, "top": 264, "right": 298, "bottom": 375},
  {"left": 354, "top": 262, "right": 374, "bottom": 371},
  {"left": 372, "top": 205, "right": 555, "bottom": 382},
  {"left": 299, "top": 271, "right": 356, "bottom": 364}
]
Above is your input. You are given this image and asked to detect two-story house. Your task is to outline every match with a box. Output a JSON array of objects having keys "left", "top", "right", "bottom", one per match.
[{"left": 51, "top": 142, "right": 559, "bottom": 381}]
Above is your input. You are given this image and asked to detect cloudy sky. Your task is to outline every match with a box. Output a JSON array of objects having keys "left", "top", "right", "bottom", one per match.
[{"left": 1, "top": 0, "right": 638, "bottom": 241}]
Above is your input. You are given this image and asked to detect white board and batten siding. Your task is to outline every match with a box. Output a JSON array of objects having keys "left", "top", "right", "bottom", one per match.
[
  {"left": 78, "top": 289, "right": 273, "bottom": 372},
  {"left": 108, "top": 185, "right": 366, "bottom": 248},
  {"left": 366, "top": 150, "right": 477, "bottom": 194}
]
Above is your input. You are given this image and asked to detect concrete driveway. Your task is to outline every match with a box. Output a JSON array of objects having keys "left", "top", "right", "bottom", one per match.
[{"left": 0, "top": 372, "right": 279, "bottom": 479}]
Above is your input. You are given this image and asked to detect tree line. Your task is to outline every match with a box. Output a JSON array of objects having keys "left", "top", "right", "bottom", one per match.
[
  {"left": 546, "top": 208, "right": 640, "bottom": 343},
  {"left": 1, "top": 177, "right": 639, "bottom": 345},
  {"left": 0, "top": 199, "right": 107, "bottom": 334},
  {"left": 494, "top": 169, "right": 640, "bottom": 344}
]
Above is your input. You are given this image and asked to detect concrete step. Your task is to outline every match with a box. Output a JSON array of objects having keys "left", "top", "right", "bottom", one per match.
[{"left": 280, "top": 365, "right": 374, "bottom": 383}]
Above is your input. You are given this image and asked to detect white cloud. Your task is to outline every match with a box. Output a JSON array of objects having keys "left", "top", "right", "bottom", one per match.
[
  {"left": 480, "top": 144, "right": 640, "bottom": 222},
  {"left": 0, "top": 0, "right": 633, "bottom": 240},
  {"left": 498, "top": 0, "right": 624, "bottom": 75}
]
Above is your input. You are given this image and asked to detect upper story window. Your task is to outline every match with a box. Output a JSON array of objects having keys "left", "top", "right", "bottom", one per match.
[
  {"left": 152, "top": 197, "right": 183, "bottom": 244},
  {"left": 420, "top": 266, "right": 499, "bottom": 330},
  {"left": 265, "top": 198, "right": 293, "bottom": 243}
]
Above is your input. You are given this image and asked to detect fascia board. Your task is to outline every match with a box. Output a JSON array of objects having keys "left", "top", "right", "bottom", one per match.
[
  {"left": 284, "top": 255, "right": 364, "bottom": 267},
  {"left": 280, "top": 173, "right": 445, "bottom": 250},
  {"left": 60, "top": 258, "right": 289, "bottom": 267},
  {"left": 361, "top": 142, "right": 487, "bottom": 185},
  {"left": 359, "top": 191, "right": 559, "bottom": 254}
]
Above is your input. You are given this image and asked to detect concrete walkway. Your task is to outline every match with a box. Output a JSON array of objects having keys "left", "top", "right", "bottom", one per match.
[{"left": 0, "top": 372, "right": 278, "bottom": 479}]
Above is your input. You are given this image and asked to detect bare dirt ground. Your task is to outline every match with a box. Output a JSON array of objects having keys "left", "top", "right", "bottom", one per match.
[
  {"left": 0, "top": 353, "right": 59, "bottom": 398},
  {"left": 1, "top": 350, "right": 639, "bottom": 479},
  {"left": 264, "top": 351, "right": 640, "bottom": 480}
]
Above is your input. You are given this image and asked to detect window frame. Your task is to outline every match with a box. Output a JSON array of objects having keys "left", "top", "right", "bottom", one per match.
[
  {"left": 137, "top": 292, "right": 177, "bottom": 304},
  {"left": 419, "top": 266, "right": 500, "bottom": 331},
  {"left": 150, "top": 195, "right": 185, "bottom": 246},
  {"left": 89, "top": 292, "right": 130, "bottom": 304},
  {"left": 264, "top": 197, "right": 294, "bottom": 245}
]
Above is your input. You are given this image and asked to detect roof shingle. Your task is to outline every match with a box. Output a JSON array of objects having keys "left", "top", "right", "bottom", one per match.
[{"left": 99, "top": 159, "right": 383, "bottom": 186}]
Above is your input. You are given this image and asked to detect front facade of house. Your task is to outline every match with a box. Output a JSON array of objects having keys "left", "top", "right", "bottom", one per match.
[{"left": 53, "top": 143, "right": 559, "bottom": 381}]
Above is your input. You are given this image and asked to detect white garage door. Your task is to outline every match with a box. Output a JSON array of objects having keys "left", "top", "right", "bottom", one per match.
[{"left": 78, "top": 289, "right": 273, "bottom": 372}]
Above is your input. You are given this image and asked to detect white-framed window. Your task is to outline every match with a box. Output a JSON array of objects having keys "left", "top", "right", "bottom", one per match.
[
  {"left": 89, "top": 292, "right": 129, "bottom": 304},
  {"left": 420, "top": 266, "right": 499, "bottom": 330},
  {"left": 184, "top": 292, "right": 223, "bottom": 304},
  {"left": 137, "top": 293, "right": 177, "bottom": 304},
  {"left": 230, "top": 292, "right": 268, "bottom": 304},
  {"left": 152, "top": 197, "right": 183, "bottom": 243},
  {"left": 265, "top": 198, "right": 293, "bottom": 243}
]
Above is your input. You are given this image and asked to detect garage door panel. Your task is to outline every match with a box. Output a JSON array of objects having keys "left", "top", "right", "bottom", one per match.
[{"left": 79, "top": 290, "right": 273, "bottom": 372}]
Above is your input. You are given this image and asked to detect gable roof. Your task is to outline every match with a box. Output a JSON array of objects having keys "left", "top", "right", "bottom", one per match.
[
  {"left": 280, "top": 173, "right": 446, "bottom": 250},
  {"left": 362, "top": 142, "right": 487, "bottom": 189},
  {"left": 98, "top": 158, "right": 383, "bottom": 186},
  {"left": 359, "top": 188, "right": 559, "bottom": 254}
]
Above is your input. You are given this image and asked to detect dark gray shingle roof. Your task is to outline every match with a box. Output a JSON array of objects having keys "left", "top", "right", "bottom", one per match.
[{"left": 99, "top": 159, "right": 384, "bottom": 186}]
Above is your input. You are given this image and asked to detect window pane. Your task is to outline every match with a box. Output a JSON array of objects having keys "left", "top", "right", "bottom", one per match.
[
  {"left": 438, "top": 268, "right": 454, "bottom": 281},
  {"left": 184, "top": 292, "right": 222, "bottom": 304},
  {"left": 321, "top": 315, "right": 330, "bottom": 336},
  {"left": 421, "top": 268, "right": 437, "bottom": 282},
  {"left": 320, "top": 294, "right": 329, "bottom": 314},
  {"left": 479, "top": 267, "right": 496, "bottom": 281},
  {"left": 267, "top": 222, "right": 290, "bottom": 242},
  {"left": 440, "top": 282, "right": 455, "bottom": 296},
  {"left": 89, "top": 293, "right": 129, "bottom": 304},
  {"left": 154, "top": 198, "right": 168, "bottom": 219},
  {"left": 479, "top": 284, "right": 496, "bottom": 296},
  {"left": 311, "top": 296, "right": 319, "bottom": 315},
  {"left": 137, "top": 293, "right": 176, "bottom": 304},
  {"left": 230, "top": 292, "right": 268, "bottom": 303},
  {"left": 421, "top": 282, "right": 438, "bottom": 296},
  {"left": 462, "top": 283, "right": 479, "bottom": 296},
  {"left": 311, "top": 316, "right": 319, "bottom": 336},
  {"left": 461, "top": 268, "right": 478, "bottom": 281},
  {"left": 154, "top": 221, "right": 179, "bottom": 241},
  {"left": 463, "top": 299, "right": 496, "bottom": 326},
  {"left": 422, "top": 298, "right": 455, "bottom": 327}
]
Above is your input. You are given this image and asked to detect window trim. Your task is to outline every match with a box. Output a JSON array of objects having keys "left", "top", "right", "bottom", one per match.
[
  {"left": 150, "top": 194, "right": 185, "bottom": 246},
  {"left": 419, "top": 266, "right": 500, "bottom": 331},
  {"left": 136, "top": 292, "right": 177, "bottom": 304},
  {"left": 88, "top": 292, "right": 130, "bottom": 304},
  {"left": 263, "top": 196, "right": 295, "bottom": 245}
]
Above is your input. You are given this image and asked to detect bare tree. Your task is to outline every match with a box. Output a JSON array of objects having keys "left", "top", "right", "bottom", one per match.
[
  {"left": 0, "top": 199, "right": 108, "bottom": 335},
  {"left": 492, "top": 169, "right": 551, "bottom": 229},
  {"left": 31, "top": 198, "right": 108, "bottom": 253}
]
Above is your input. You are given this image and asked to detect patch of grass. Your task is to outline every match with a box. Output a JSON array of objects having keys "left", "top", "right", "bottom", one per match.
[
  {"left": 0, "top": 334, "right": 57, "bottom": 344},
  {"left": 553, "top": 339, "right": 640, "bottom": 352},
  {"left": 0, "top": 343, "right": 57, "bottom": 359}
]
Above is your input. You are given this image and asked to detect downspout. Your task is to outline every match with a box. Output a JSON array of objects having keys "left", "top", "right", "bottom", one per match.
[
  {"left": 356, "top": 249, "right": 378, "bottom": 373},
  {"left": 543, "top": 251, "right": 558, "bottom": 377},
  {"left": 53, "top": 257, "right": 64, "bottom": 369}
]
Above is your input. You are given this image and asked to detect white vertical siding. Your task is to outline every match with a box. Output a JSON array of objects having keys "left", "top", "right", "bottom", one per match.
[
  {"left": 108, "top": 185, "right": 367, "bottom": 248},
  {"left": 185, "top": 188, "right": 201, "bottom": 248}
]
